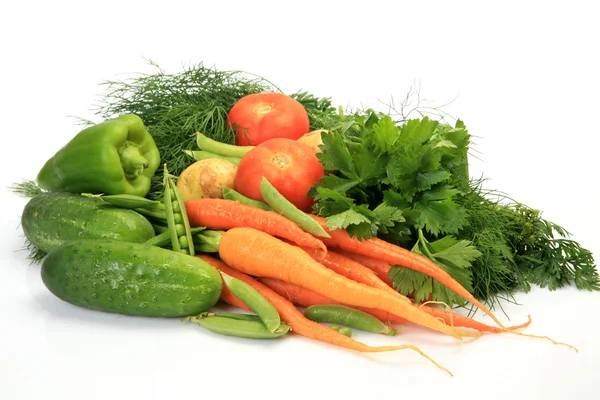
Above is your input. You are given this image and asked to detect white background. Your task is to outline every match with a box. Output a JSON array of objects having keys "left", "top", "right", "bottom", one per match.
[{"left": 1, "top": 1, "right": 599, "bottom": 399}]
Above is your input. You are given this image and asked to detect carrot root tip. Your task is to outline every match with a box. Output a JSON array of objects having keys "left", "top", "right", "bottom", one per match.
[{"left": 403, "top": 345, "right": 453, "bottom": 377}]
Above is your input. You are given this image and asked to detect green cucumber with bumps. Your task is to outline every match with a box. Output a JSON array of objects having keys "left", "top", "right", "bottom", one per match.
[
  {"left": 41, "top": 239, "right": 223, "bottom": 317},
  {"left": 21, "top": 192, "right": 156, "bottom": 254}
]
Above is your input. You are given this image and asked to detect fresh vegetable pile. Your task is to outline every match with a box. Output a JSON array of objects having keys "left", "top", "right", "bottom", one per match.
[{"left": 11, "top": 62, "right": 598, "bottom": 375}]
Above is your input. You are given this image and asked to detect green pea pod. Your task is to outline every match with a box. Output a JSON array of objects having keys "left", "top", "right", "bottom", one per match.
[
  {"left": 134, "top": 208, "right": 168, "bottom": 221},
  {"left": 213, "top": 312, "right": 262, "bottom": 322},
  {"left": 339, "top": 327, "right": 353, "bottom": 337},
  {"left": 192, "top": 230, "right": 224, "bottom": 252},
  {"left": 191, "top": 315, "right": 290, "bottom": 339},
  {"left": 259, "top": 177, "right": 331, "bottom": 238},
  {"left": 152, "top": 224, "right": 169, "bottom": 234},
  {"left": 81, "top": 193, "right": 164, "bottom": 210},
  {"left": 166, "top": 169, "right": 195, "bottom": 255},
  {"left": 221, "top": 273, "right": 281, "bottom": 333},
  {"left": 195, "top": 132, "right": 255, "bottom": 158},
  {"left": 188, "top": 312, "right": 262, "bottom": 322},
  {"left": 304, "top": 304, "right": 398, "bottom": 336},
  {"left": 184, "top": 150, "right": 242, "bottom": 166},
  {"left": 162, "top": 168, "right": 181, "bottom": 253},
  {"left": 145, "top": 226, "right": 205, "bottom": 247},
  {"left": 143, "top": 230, "right": 171, "bottom": 247},
  {"left": 222, "top": 187, "right": 272, "bottom": 211}
]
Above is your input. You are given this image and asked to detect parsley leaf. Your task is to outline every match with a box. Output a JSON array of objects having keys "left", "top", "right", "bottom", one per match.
[
  {"left": 326, "top": 209, "right": 372, "bottom": 232},
  {"left": 414, "top": 198, "right": 467, "bottom": 236},
  {"left": 317, "top": 130, "right": 356, "bottom": 179},
  {"left": 369, "top": 115, "right": 399, "bottom": 152},
  {"left": 388, "top": 230, "right": 481, "bottom": 307}
]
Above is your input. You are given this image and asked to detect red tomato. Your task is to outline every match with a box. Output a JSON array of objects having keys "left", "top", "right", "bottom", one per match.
[
  {"left": 234, "top": 138, "right": 324, "bottom": 212},
  {"left": 228, "top": 92, "right": 310, "bottom": 146}
]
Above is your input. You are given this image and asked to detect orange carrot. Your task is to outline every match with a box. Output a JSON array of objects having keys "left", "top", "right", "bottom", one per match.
[
  {"left": 308, "top": 214, "right": 510, "bottom": 329},
  {"left": 313, "top": 241, "right": 576, "bottom": 349},
  {"left": 301, "top": 246, "right": 408, "bottom": 300},
  {"left": 258, "top": 276, "right": 334, "bottom": 306},
  {"left": 184, "top": 198, "right": 326, "bottom": 252},
  {"left": 198, "top": 254, "right": 453, "bottom": 375},
  {"left": 219, "top": 227, "right": 479, "bottom": 340},
  {"left": 337, "top": 250, "right": 395, "bottom": 286},
  {"left": 259, "top": 277, "right": 532, "bottom": 334}
]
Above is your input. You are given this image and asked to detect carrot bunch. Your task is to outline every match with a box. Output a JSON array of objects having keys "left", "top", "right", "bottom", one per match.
[
  {"left": 200, "top": 254, "right": 453, "bottom": 376},
  {"left": 186, "top": 198, "right": 577, "bottom": 374}
]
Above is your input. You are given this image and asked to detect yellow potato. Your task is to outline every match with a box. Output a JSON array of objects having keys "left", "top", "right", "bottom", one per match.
[{"left": 176, "top": 158, "right": 237, "bottom": 202}]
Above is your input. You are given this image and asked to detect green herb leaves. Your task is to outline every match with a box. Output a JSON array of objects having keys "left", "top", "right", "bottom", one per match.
[
  {"left": 312, "top": 113, "right": 470, "bottom": 240},
  {"left": 311, "top": 113, "right": 485, "bottom": 305}
]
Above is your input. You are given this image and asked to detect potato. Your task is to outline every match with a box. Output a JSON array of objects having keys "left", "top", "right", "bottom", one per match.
[{"left": 176, "top": 158, "right": 237, "bottom": 202}]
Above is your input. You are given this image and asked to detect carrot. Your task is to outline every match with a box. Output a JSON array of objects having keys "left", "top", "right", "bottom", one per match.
[
  {"left": 259, "top": 277, "right": 532, "bottom": 334},
  {"left": 258, "top": 277, "right": 334, "bottom": 307},
  {"left": 184, "top": 198, "right": 326, "bottom": 252},
  {"left": 336, "top": 250, "right": 395, "bottom": 286},
  {"left": 321, "top": 246, "right": 576, "bottom": 349},
  {"left": 308, "top": 214, "right": 511, "bottom": 329},
  {"left": 218, "top": 227, "right": 479, "bottom": 340},
  {"left": 301, "top": 246, "right": 409, "bottom": 300},
  {"left": 198, "top": 254, "right": 453, "bottom": 375}
]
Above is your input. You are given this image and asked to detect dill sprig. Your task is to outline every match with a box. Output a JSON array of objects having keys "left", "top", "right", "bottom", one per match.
[
  {"left": 9, "top": 180, "right": 45, "bottom": 198},
  {"left": 457, "top": 178, "right": 599, "bottom": 307},
  {"left": 92, "top": 60, "right": 280, "bottom": 199}
]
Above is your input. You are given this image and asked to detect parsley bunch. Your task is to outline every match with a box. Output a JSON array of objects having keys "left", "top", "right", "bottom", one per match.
[
  {"left": 310, "top": 111, "right": 598, "bottom": 308},
  {"left": 310, "top": 112, "right": 483, "bottom": 306}
]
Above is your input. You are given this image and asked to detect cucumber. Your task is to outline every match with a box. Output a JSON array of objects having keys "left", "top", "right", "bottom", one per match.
[
  {"left": 41, "top": 239, "right": 223, "bottom": 317},
  {"left": 21, "top": 192, "right": 155, "bottom": 254}
]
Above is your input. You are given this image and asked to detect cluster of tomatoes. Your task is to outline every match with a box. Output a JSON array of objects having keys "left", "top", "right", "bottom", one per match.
[{"left": 228, "top": 92, "right": 325, "bottom": 213}]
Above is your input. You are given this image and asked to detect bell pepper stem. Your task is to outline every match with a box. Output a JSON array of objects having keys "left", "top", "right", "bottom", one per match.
[{"left": 120, "top": 142, "right": 149, "bottom": 178}]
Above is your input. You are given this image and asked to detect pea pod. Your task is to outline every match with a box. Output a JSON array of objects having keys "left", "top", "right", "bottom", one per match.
[
  {"left": 221, "top": 273, "right": 281, "bottom": 333},
  {"left": 81, "top": 193, "right": 164, "bottom": 210},
  {"left": 192, "top": 230, "right": 224, "bottom": 253},
  {"left": 184, "top": 150, "right": 242, "bottom": 166},
  {"left": 222, "top": 187, "right": 272, "bottom": 211},
  {"left": 189, "top": 312, "right": 263, "bottom": 322},
  {"left": 259, "top": 177, "right": 330, "bottom": 238},
  {"left": 195, "top": 132, "right": 254, "bottom": 158},
  {"left": 190, "top": 315, "right": 290, "bottom": 339},
  {"left": 304, "top": 304, "right": 398, "bottom": 336},
  {"left": 163, "top": 168, "right": 181, "bottom": 252},
  {"left": 162, "top": 165, "right": 195, "bottom": 255},
  {"left": 212, "top": 312, "right": 263, "bottom": 322},
  {"left": 144, "top": 226, "right": 205, "bottom": 247},
  {"left": 81, "top": 192, "right": 167, "bottom": 219},
  {"left": 133, "top": 208, "right": 168, "bottom": 220},
  {"left": 339, "top": 327, "right": 353, "bottom": 337}
]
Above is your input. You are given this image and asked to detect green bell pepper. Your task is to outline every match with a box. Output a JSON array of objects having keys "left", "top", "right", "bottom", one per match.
[{"left": 37, "top": 114, "right": 161, "bottom": 197}]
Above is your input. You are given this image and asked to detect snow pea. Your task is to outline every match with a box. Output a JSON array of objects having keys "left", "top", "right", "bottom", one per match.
[
  {"left": 163, "top": 165, "right": 195, "bottom": 255},
  {"left": 221, "top": 273, "right": 281, "bottom": 333},
  {"left": 304, "top": 304, "right": 398, "bottom": 336},
  {"left": 338, "top": 327, "right": 353, "bottom": 337},
  {"left": 195, "top": 132, "right": 254, "bottom": 158},
  {"left": 184, "top": 150, "right": 242, "bottom": 166},
  {"left": 81, "top": 193, "right": 164, "bottom": 210},
  {"left": 222, "top": 187, "right": 272, "bottom": 211},
  {"left": 191, "top": 315, "right": 290, "bottom": 339},
  {"left": 259, "top": 177, "right": 330, "bottom": 238}
]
